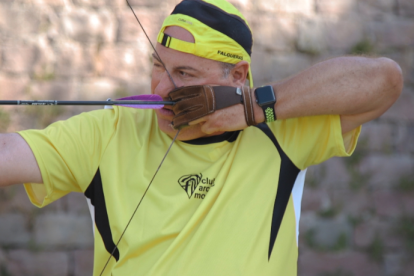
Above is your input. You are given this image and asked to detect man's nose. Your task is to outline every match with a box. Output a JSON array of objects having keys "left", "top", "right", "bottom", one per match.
[{"left": 154, "top": 72, "right": 179, "bottom": 98}]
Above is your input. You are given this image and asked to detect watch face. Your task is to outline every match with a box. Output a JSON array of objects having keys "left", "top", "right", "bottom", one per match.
[{"left": 255, "top": 86, "right": 276, "bottom": 105}]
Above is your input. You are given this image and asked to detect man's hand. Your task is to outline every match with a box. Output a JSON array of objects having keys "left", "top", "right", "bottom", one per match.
[
  {"left": 169, "top": 85, "right": 257, "bottom": 130},
  {"left": 169, "top": 85, "right": 218, "bottom": 128},
  {"left": 188, "top": 103, "right": 248, "bottom": 134}
]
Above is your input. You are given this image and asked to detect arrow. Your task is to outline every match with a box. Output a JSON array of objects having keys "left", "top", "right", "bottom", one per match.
[{"left": 0, "top": 94, "right": 174, "bottom": 109}]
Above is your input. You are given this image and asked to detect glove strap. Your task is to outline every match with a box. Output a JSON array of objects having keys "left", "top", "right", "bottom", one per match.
[
  {"left": 241, "top": 86, "right": 256, "bottom": 126},
  {"left": 212, "top": 86, "right": 243, "bottom": 110}
]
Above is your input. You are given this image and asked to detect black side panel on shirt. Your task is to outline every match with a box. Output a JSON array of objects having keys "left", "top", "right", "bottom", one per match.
[
  {"left": 254, "top": 123, "right": 300, "bottom": 260},
  {"left": 84, "top": 169, "right": 120, "bottom": 261}
]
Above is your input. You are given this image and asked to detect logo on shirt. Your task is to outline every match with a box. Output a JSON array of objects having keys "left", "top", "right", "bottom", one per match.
[{"left": 178, "top": 173, "right": 215, "bottom": 199}]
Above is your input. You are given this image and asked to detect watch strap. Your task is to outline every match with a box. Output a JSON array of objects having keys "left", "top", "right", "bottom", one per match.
[{"left": 263, "top": 104, "right": 276, "bottom": 122}]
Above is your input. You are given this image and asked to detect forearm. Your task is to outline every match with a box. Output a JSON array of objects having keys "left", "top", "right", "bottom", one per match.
[
  {"left": 253, "top": 57, "right": 403, "bottom": 128},
  {"left": 0, "top": 133, "right": 43, "bottom": 186}
]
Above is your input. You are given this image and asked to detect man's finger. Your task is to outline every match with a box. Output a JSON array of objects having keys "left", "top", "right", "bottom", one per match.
[{"left": 188, "top": 117, "right": 207, "bottom": 126}]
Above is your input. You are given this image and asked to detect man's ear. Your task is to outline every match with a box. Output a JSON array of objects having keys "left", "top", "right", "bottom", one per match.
[{"left": 230, "top": 61, "right": 250, "bottom": 86}]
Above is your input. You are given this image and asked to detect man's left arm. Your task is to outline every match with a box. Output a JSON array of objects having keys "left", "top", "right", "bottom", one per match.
[{"left": 262, "top": 56, "right": 403, "bottom": 134}]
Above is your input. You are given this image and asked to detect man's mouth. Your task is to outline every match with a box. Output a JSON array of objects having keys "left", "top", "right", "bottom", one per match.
[{"left": 158, "top": 107, "right": 174, "bottom": 116}]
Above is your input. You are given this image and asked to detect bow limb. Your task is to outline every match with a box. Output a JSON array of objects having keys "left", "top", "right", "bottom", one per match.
[
  {"left": 125, "top": 0, "right": 177, "bottom": 88},
  {"left": 98, "top": 1, "right": 179, "bottom": 275}
]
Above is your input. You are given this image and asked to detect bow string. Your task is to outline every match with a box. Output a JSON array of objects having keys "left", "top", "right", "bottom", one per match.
[{"left": 99, "top": 1, "right": 180, "bottom": 274}]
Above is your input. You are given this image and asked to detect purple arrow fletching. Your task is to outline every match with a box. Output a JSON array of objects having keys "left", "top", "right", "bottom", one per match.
[{"left": 116, "top": 94, "right": 164, "bottom": 109}]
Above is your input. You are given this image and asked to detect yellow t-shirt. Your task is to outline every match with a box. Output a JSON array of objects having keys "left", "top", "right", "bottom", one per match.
[{"left": 19, "top": 107, "right": 360, "bottom": 276}]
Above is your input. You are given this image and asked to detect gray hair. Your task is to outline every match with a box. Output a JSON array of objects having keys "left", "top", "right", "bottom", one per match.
[{"left": 219, "top": 61, "right": 236, "bottom": 79}]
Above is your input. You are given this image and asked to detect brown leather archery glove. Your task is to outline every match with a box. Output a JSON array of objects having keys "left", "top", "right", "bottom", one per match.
[{"left": 169, "top": 85, "right": 256, "bottom": 128}]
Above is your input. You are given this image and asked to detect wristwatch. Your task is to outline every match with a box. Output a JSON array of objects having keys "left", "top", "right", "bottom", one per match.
[{"left": 254, "top": 85, "right": 276, "bottom": 123}]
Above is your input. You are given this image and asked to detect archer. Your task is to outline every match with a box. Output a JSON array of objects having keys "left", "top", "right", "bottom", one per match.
[{"left": 0, "top": 0, "right": 403, "bottom": 275}]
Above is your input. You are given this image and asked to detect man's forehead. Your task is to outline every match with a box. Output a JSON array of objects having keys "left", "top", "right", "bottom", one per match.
[
  {"left": 152, "top": 48, "right": 215, "bottom": 71},
  {"left": 164, "top": 26, "right": 195, "bottom": 43}
]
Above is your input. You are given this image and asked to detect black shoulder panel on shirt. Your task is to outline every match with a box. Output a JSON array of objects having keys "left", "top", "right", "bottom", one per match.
[
  {"left": 84, "top": 169, "right": 120, "bottom": 261},
  {"left": 254, "top": 123, "right": 300, "bottom": 260},
  {"left": 183, "top": 130, "right": 240, "bottom": 145}
]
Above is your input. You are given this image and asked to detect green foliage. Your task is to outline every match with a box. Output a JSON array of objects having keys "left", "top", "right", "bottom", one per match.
[
  {"left": 348, "top": 170, "right": 370, "bottom": 191},
  {"left": 0, "top": 108, "right": 11, "bottom": 132},
  {"left": 0, "top": 185, "right": 18, "bottom": 201},
  {"left": 396, "top": 175, "right": 414, "bottom": 192},
  {"left": 305, "top": 165, "right": 327, "bottom": 189},
  {"left": 304, "top": 229, "right": 349, "bottom": 252},
  {"left": 318, "top": 207, "right": 339, "bottom": 219},
  {"left": 344, "top": 146, "right": 365, "bottom": 168},
  {"left": 302, "top": 48, "right": 320, "bottom": 56},
  {"left": 318, "top": 269, "right": 353, "bottom": 276},
  {"left": 297, "top": 45, "right": 321, "bottom": 56},
  {"left": 304, "top": 229, "right": 317, "bottom": 249},
  {"left": 332, "top": 233, "right": 348, "bottom": 251},
  {"left": 350, "top": 39, "right": 375, "bottom": 55},
  {"left": 306, "top": 176, "right": 319, "bottom": 188},
  {"left": 33, "top": 70, "right": 56, "bottom": 81},
  {"left": 0, "top": 264, "right": 11, "bottom": 276},
  {"left": 27, "top": 238, "right": 43, "bottom": 253},
  {"left": 347, "top": 214, "right": 364, "bottom": 227},
  {"left": 114, "top": 87, "right": 130, "bottom": 99},
  {"left": 36, "top": 72, "right": 55, "bottom": 81},
  {"left": 344, "top": 146, "right": 370, "bottom": 191},
  {"left": 365, "top": 234, "right": 384, "bottom": 262},
  {"left": 23, "top": 105, "right": 64, "bottom": 129},
  {"left": 395, "top": 215, "right": 414, "bottom": 253}
]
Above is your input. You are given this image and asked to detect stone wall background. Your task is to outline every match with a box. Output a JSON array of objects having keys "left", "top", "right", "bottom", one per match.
[{"left": 0, "top": 0, "right": 413, "bottom": 275}]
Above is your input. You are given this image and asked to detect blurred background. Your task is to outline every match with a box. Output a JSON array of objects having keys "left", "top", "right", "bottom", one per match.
[{"left": 0, "top": 0, "right": 413, "bottom": 275}]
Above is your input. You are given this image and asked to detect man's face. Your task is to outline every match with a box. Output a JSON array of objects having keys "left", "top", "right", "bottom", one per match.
[{"left": 151, "top": 27, "right": 235, "bottom": 140}]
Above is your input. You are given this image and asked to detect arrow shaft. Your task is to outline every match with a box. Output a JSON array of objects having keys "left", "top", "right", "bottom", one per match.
[{"left": 0, "top": 100, "right": 175, "bottom": 106}]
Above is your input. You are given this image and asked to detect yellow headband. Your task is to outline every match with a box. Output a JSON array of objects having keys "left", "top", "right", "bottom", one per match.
[{"left": 157, "top": 0, "right": 254, "bottom": 87}]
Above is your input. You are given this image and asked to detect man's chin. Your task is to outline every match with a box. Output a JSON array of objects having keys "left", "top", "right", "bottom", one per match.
[{"left": 157, "top": 118, "right": 176, "bottom": 135}]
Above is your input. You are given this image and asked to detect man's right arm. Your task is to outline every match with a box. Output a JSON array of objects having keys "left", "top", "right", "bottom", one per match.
[{"left": 0, "top": 133, "right": 43, "bottom": 186}]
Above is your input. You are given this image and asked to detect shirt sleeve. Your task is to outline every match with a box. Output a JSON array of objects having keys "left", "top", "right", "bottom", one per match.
[
  {"left": 18, "top": 109, "right": 119, "bottom": 208},
  {"left": 268, "top": 114, "right": 361, "bottom": 170}
]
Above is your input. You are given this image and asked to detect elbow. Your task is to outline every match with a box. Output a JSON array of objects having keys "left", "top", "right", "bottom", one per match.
[{"left": 377, "top": 57, "right": 404, "bottom": 102}]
